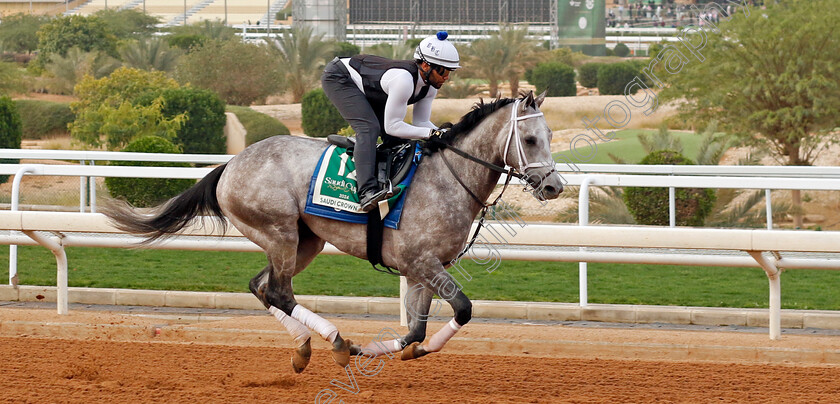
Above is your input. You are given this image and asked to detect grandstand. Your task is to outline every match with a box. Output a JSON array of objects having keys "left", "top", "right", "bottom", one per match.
[
  {"left": 185, "top": 0, "right": 288, "bottom": 26},
  {"left": 0, "top": 0, "right": 71, "bottom": 16},
  {"left": 61, "top": 0, "right": 288, "bottom": 27}
]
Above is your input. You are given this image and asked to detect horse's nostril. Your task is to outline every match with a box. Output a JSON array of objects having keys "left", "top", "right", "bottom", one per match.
[{"left": 543, "top": 185, "right": 560, "bottom": 196}]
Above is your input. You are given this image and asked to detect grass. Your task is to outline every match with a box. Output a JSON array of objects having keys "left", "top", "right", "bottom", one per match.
[
  {"left": 554, "top": 129, "right": 706, "bottom": 165},
  {"left": 2, "top": 246, "right": 839, "bottom": 310}
]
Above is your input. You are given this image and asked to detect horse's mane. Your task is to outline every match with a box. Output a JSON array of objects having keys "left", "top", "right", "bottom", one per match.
[{"left": 423, "top": 97, "right": 517, "bottom": 154}]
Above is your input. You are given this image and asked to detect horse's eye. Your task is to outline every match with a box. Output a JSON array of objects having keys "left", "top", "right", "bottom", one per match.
[{"left": 525, "top": 137, "right": 537, "bottom": 146}]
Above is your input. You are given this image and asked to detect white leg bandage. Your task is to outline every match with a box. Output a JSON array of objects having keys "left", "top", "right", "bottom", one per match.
[
  {"left": 291, "top": 305, "right": 339, "bottom": 343},
  {"left": 425, "top": 319, "right": 461, "bottom": 353},
  {"left": 361, "top": 339, "right": 402, "bottom": 358},
  {"left": 269, "top": 306, "right": 311, "bottom": 346}
]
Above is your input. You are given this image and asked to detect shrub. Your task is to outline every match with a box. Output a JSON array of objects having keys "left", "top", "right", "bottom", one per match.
[
  {"left": 226, "top": 105, "right": 290, "bottom": 146},
  {"left": 167, "top": 33, "right": 206, "bottom": 51},
  {"left": 333, "top": 42, "right": 360, "bottom": 58},
  {"left": 623, "top": 150, "right": 716, "bottom": 226},
  {"left": 174, "top": 39, "right": 283, "bottom": 106},
  {"left": 136, "top": 87, "right": 226, "bottom": 154},
  {"left": 70, "top": 67, "right": 181, "bottom": 148},
  {"left": 14, "top": 100, "right": 74, "bottom": 139},
  {"left": 597, "top": 62, "right": 639, "bottom": 95},
  {"left": 0, "top": 96, "right": 23, "bottom": 184},
  {"left": 72, "top": 66, "right": 179, "bottom": 112},
  {"left": 72, "top": 99, "right": 185, "bottom": 150},
  {"left": 544, "top": 47, "right": 588, "bottom": 68},
  {"left": 525, "top": 62, "right": 576, "bottom": 97},
  {"left": 105, "top": 136, "right": 195, "bottom": 207},
  {"left": 613, "top": 43, "right": 631, "bottom": 57},
  {"left": 301, "top": 88, "right": 346, "bottom": 137},
  {"left": 605, "top": 46, "right": 615, "bottom": 57},
  {"left": 578, "top": 63, "right": 602, "bottom": 89}
]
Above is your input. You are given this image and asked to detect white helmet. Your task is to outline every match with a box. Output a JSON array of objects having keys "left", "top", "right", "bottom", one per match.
[{"left": 414, "top": 31, "right": 461, "bottom": 70}]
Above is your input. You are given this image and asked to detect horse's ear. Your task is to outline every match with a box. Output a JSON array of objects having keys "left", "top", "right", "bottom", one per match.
[
  {"left": 535, "top": 91, "right": 547, "bottom": 108},
  {"left": 522, "top": 91, "right": 535, "bottom": 109}
]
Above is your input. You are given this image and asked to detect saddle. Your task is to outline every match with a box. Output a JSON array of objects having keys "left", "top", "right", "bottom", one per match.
[
  {"left": 326, "top": 135, "right": 417, "bottom": 194},
  {"left": 326, "top": 135, "right": 417, "bottom": 276}
]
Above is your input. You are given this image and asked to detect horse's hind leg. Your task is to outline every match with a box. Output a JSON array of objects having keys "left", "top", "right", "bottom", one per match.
[
  {"left": 257, "top": 226, "right": 352, "bottom": 371},
  {"left": 249, "top": 263, "right": 313, "bottom": 373}
]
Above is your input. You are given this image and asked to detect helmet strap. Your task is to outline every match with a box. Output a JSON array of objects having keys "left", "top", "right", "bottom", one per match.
[{"left": 419, "top": 61, "right": 433, "bottom": 85}]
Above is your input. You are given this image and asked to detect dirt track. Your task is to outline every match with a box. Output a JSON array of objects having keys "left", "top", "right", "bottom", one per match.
[{"left": 2, "top": 308, "right": 840, "bottom": 403}]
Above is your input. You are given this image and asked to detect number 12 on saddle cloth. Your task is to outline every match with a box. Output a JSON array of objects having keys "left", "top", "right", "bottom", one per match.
[{"left": 304, "top": 144, "right": 422, "bottom": 229}]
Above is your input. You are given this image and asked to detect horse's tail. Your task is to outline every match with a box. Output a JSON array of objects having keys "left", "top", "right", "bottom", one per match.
[{"left": 102, "top": 164, "right": 228, "bottom": 243}]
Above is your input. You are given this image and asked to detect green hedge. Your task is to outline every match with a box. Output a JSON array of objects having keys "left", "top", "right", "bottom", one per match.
[
  {"left": 105, "top": 136, "right": 196, "bottom": 207},
  {"left": 597, "top": 62, "right": 640, "bottom": 96},
  {"left": 0, "top": 96, "right": 22, "bottom": 184},
  {"left": 525, "top": 62, "right": 576, "bottom": 97},
  {"left": 226, "top": 105, "right": 290, "bottom": 146},
  {"left": 613, "top": 43, "right": 631, "bottom": 57},
  {"left": 136, "top": 87, "right": 226, "bottom": 154},
  {"left": 301, "top": 88, "right": 346, "bottom": 137},
  {"left": 14, "top": 99, "right": 74, "bottom": 139},
  {"left": 624, "top": 150, "right": 716, "bottom": 226},
  {"left": 578, "top": 63, "right": 602, "bottom": 89}
]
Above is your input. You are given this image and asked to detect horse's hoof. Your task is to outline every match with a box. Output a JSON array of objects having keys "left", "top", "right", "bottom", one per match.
[
  {"left": 331, "top": 337, "right": 351, "bottom": 367},
  {"left": 348, "top": 340, "right": 363, "bottom": 356},
  {"left": 291, "top": 338, "right": 312, "bottom": 374},
  {"left": 400, "top": 342, "right": 428, "bottom": 361}
]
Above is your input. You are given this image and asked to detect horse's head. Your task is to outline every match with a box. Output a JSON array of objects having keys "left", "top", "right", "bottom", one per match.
[{"left": 502, "top": 91, "right": 564, "bottom": 201}]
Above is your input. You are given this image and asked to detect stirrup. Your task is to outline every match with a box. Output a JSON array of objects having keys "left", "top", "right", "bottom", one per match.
[{"left": 360, "top": 189, "right": 389, "bottom": 213}]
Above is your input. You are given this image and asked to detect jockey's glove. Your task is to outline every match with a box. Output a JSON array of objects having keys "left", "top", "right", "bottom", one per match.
[{"left": 428, "top": 128, "right": 449, "bottom": 141}]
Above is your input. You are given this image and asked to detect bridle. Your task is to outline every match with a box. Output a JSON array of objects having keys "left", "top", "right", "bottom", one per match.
[{"left": 427, "top": 98, "right": 556, "bottom": 260}]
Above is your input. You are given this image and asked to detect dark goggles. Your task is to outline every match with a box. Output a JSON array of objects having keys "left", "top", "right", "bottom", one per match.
[{"left": 431, "top": 64, "right": 454, "bottom": 77}]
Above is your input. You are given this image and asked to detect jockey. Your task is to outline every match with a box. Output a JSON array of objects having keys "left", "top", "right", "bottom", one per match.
[{"left": 321, "top": 31, "right": 460, "bottom": 213}]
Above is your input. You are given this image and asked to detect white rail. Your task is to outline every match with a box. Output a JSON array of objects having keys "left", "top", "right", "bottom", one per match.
[
  {"left": 3, "top": 154, "right": 840, "bottom": 340},
  {"left": 2, "top": 211, "right": 840, "bottom": 340}
]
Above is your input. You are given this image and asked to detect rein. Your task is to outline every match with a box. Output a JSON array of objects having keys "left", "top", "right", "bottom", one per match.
[{"left": 427, "top": 99, "right": 547, "bottom": 261}]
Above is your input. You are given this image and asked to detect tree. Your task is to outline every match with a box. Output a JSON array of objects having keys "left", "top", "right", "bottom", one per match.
[
  {"left": 43, "top": 47, "right": 120, "bottom": 95},
  {"left": 659, "top": 0, "right": 840, "bottom": 228},
  {"left": 119, "top": 38, "right": 182, "bottom": 72},
  {"left": 461, "top": 26, "right": 543, "bottom": 97},
  {"left": 93, "top": 9, "right": 160, "bottom": 40},
  {"left": 0, "top": 13, "right": 49, "bottom": 54},
  {"left": 175, "top": 39, "right": 283, "bottom": 105},
  {"left": 365, "top": 42, "right": 413, "bottom": 60},
  {"left": 460, "top": 38, "right": 507, "bottom": 98},
  {"left": 267, "top": 26, "right": 334, "bottom": 103},
  {"left": 36, "top": 15, "right": 118, "bottom": 62},
  {"left": 496, "top": 25, "right": 543, "bottom": 96}
]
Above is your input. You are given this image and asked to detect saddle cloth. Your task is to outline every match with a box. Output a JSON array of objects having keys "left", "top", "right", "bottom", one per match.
[{"left": 304, "top": 144, "right": 422, "bottom": 229}]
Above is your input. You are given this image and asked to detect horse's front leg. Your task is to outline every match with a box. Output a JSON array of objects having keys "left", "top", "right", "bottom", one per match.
[
  {"left": 356, "top": 277, "right": 433, "bottom": 358},
  {"left": 401, "top": 267, "right": 471, "bottom": 360}
]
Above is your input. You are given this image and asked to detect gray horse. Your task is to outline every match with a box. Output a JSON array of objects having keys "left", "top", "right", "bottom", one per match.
[{"left": 103, "top": 91, "right": 563, "bottom": 373}]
